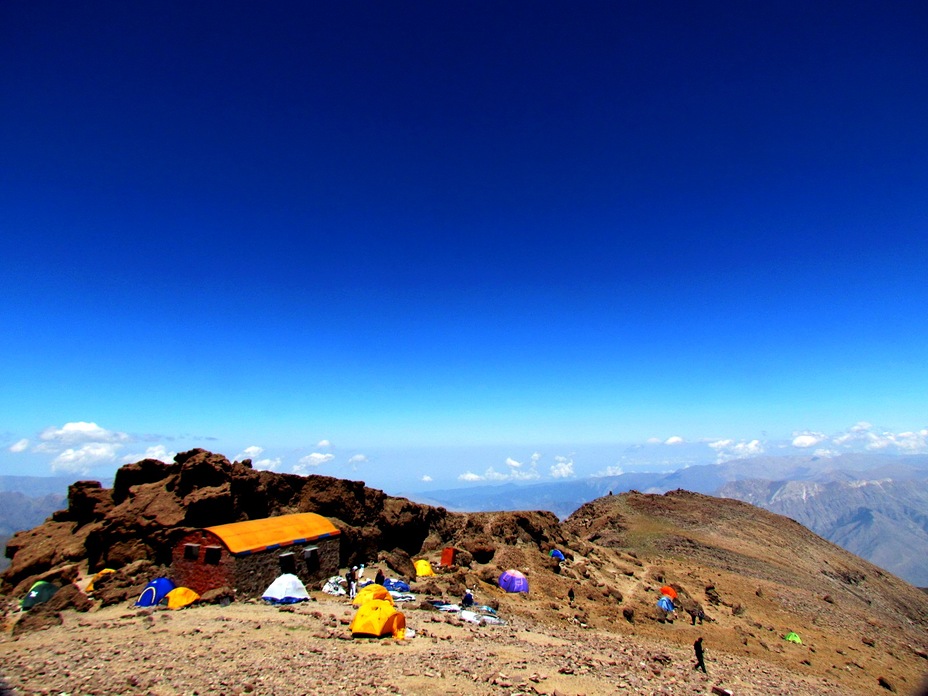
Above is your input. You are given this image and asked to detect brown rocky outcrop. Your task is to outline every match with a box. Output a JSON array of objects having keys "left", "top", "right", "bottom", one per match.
[{"left": 1, "top": 449, "right": 565, "bottom": 597}]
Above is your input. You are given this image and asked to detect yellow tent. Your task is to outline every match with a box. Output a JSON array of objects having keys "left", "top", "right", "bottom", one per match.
[
  {"left": 86, "top": 568, "right": 116, "bottom": 593},
  {"left": 164, "top": 587, "right": 200, "bottom": 610},
  {"left": 414, "top": 559, "right": 435, "bottom": 577},
  {"left": 350, "top": 599, "right": 406, "bottom": 639},
  {"left": 353, "top": 583, "right": 394, "bottom": 607}
]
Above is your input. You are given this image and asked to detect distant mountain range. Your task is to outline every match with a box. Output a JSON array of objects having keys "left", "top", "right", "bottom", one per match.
[
  {"left": 0, "top": 490, "right": 67, "bottom": 572},
  {"left": 414, "top": 453, "right": 928, "bottom": 586},
  {"left": 0, "top": 475, "right": 74, "bottom": 497}
]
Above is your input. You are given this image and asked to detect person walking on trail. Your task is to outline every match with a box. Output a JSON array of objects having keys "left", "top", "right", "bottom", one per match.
[{"left": 693, "top": 636, "right": 708, "bottom": 674}]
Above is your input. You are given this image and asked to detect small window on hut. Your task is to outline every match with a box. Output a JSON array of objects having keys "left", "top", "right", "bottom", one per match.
[
  {"left": 204, "top": 546, "right": 222, "bottom": 565},
  {"left": 303, "top": 546, "right": 320, "bottom": 573},
  {"left": 278, "top": 552, "right": 296, "bottom": 574},
  {"left": 184, "top": 544, "right": 200, "bottom": 561}
]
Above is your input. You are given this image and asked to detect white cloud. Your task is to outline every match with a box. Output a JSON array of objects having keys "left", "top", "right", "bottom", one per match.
[
  {"left": 348, "top": 454, "right": 368, "bottom": 464},
  {"left": 253, "top": 457, "right": 281, "bottom": 471},
  {"left": 813, "top": 448, "right": 839, "bottom": 457},
  {"left": 664, "top": 436, "right": 684, "bottom": 445},
  {"left": 646, "top": 437, "right": 662, "bottom": 444},
  {"left": 9, "top": 438, "right": 29, "bottom": 453},
  {"left": 531, "top": 452, "right": 542, "bottom": 463},
  {"left": 792, "top": 432, "right": 826, "bottom": 448},
  {"left": 122, "top": 445, "right": 176, "bottom": 464},
  {"left": 235, "top": 445, "right": 264, "bottom": 461},
  {"left": 550, "top": 456, "right": 575, "bottom": 479},
  {"left": 421, "top": 474, "right": 433, "bottom": 482},
  {"left": 317, "top": 439, "right": 332, "bottom": 448},
  {"left": 708, "top": 438, "right": 765, "bottom": 464},
  {"left": 826, "top": 422, "right": 928, "bottom": 453},
  {"left": 458, "top": 461, "right": 539, "bottom": 482},
  {"left": 510, "top": 467, "right": 541, "bottom": 481},
  {"left": 596, "top": 465, "right": 624, "bottom": 476},
  {"left": 51, "top": 443, "right": 122, "bottom": 474},
  {"left": 863, "top": 429, "right": 928, "bottom": 452},
  {"left": 39, "top": 422, "right": 128, "bottom": 447},
  {"left": 293, "top": 452, "right": 335, "bottom": 475}
]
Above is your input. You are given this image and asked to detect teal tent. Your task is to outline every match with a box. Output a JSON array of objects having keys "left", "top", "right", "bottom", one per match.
[{"left": 21, "top": 581, "right": 58, "bottom": 610}]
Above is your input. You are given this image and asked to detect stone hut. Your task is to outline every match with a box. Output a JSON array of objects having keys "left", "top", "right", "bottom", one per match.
[{"left": 171, "top": 512, "right": 341, "bottom": 597}]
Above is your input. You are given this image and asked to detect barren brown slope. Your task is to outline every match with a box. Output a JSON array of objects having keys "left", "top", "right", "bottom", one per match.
[{"left": 561, "top": 489, "right": 928, "bottom": 694}]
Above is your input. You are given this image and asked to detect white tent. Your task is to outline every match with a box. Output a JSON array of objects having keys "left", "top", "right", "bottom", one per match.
[{"left": 262, "top": 573, "right": 310, "bottom": 604}]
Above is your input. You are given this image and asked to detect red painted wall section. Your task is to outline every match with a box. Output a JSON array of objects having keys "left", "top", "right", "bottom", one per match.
[{"left": 171, "top": 530, "right": 234, "bottom": 595}]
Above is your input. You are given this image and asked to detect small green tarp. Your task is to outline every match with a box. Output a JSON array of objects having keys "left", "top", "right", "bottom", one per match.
[{"left": 784, "top": 632, "right": 802, "bottom": 644}]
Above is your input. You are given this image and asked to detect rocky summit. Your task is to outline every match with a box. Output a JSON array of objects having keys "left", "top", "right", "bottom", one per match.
[{"left": 2, "top": 449, "right": 928, "bottom": 696}]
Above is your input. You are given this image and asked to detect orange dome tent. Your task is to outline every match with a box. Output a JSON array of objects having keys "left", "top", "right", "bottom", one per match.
[
  {"left": 659, "top": 585, "right": 677, "bottom": 600},
  {"left": 164, "top": 587, "right": 200, "bottom": 609},
  {"left": 352, "top": 583, "right": 394, "bottom": 607},
  {"left": 350, "top": 599, "right": 406, "bottom": 639}
]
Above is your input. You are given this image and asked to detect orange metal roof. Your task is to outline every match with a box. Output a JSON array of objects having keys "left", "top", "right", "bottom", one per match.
[{"left": 205, "top": 512, "right": 340, "bottom": 555}]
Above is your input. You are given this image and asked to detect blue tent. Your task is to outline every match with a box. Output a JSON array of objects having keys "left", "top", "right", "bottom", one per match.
[
  {"left": 657, "top": 596, "right": 675, "bottom": 613},
  {"left": 549, "top": 549, "right": 565, "bottom": 561},
  {"left": 498, "top": 569, "right": 529, "bottom": 594},
  {"left": 136, "top": 578, "right": 175, "bottom": 607}
]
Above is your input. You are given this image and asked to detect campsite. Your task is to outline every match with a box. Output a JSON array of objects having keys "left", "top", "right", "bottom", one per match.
[{"left": 2, "top": 450, "right": 928, "bottom": 695}]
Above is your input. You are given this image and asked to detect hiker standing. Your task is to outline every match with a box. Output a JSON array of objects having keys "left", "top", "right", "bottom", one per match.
[
  {"left": 693, "top": 637, "right": 708, "bottom": 674},
  {"left": 462, "top": 588, "right": 474, "bottom": 608},
  {"left": 346, "top": 566, "right": 357, "bottom": 599},
  {"left": 374, "top": 568, "right": 385, "bottom": 585}
]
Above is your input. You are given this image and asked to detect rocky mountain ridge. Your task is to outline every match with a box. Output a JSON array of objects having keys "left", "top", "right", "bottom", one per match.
[{"left": 419, "top": 453, "right": 928, "bottom": 585}]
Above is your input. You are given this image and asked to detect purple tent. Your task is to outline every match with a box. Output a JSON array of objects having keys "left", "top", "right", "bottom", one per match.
[{"left": 498, "top": 569, "right": 529, "bottom": 593}]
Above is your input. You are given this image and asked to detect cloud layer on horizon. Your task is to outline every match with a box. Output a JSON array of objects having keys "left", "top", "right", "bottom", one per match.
[{"left": 5, "top": 420, "right": 928, "bottom": 481}]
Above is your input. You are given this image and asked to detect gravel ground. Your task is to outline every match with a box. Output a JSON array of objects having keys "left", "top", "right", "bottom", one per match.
[{"left": 0, "top": 594, "right": 862, "bottom": 696}]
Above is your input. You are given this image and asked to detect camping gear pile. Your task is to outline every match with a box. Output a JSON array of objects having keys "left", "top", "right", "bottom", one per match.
[
  {"left": 322, "top": 576, "right": 347, "bottom": 595},
  {"left": 428, "top": 599, "right": 506, "bottom": 625}
]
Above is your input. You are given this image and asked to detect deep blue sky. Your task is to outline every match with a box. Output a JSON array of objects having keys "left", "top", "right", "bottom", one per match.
[{"left": 2, "top": 2, "right": 927, "bottom": 490}]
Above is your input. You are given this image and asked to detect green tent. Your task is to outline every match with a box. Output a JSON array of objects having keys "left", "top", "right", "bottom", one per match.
[
  {"left": 784, "top": 631, "right": 802, "bottom": 644},
  {"left": 21, "top": 580, "right": 58, "bottom": 610}
]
